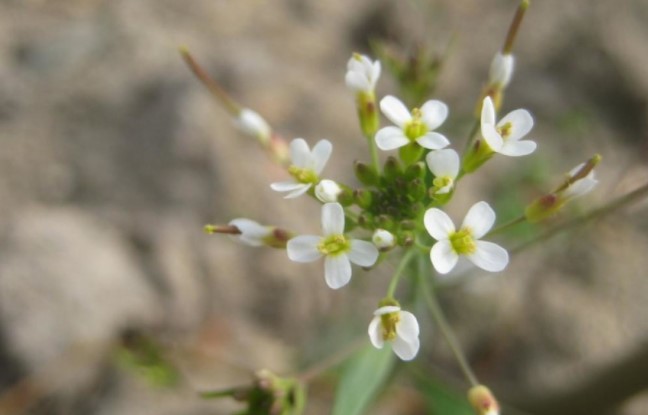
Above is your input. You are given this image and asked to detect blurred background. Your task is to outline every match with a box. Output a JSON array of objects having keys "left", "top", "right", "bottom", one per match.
[{"left": 0, "top": 0, "right": 647, "bottom": 414}]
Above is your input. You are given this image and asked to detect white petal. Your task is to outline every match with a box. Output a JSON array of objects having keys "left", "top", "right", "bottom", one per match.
[
  {"left": 311, "top": 139, "right": 333, "bottom": 174},
  {"left": 229, "top": 218, "right": 269, "bottom": 247},
  {"left": 284, "top": 183, "right": 312, "bottom": 199},
  {"left": 498, "top": 109, "right": 533, "bottom": 142},
  {"left": 564, "top": 177, "right": 598, "bottom": 200},
  {"left": 468, "top": 241, "right": 509, "bottom": 272},
  {"left": 430, "top": 240, "right": 459, "bottom": 274},
  {"left": 415, "top": 132, "right": 450, "bottom": 150},
  {"left": 321, "top": 202, "right": 345, "bottom": 235},
  {"left": 289, "top": 138, "right": 310, "bottom": 167},
  {"left": 392, "top": 335, "right": 420, "bottom": 361},
  {"left": 426, "top": 148, "right": 459, "bottom": 179},
  {"left": 568, "top": 163, "right": 586, "bottom": 177},
  {"left": 374, "top": 305, "right": 401, "bottom": 316},
  {"left": 236, "top": 109, "right": 271, "bottom": 141},
  {"left": 481, "top": 123, "right": 503, "bottom": 151},
  {"left": 372, "top": 229, "right": 395, "bottom": 249},
  {"left": 481, "top": 96, "right": 496, "bottom": 126},
  {"left": 396, "top": 311, "right": 420, "bottom": 342},
  {"left": 375, "top": 127, "right": 410, "bottom": 150},
  {"left": 370, "top": 60, "right": 381, "bottom": 88},
  {"left": 489, "top": 52, "right": 514, "bottom": 87},
  {"left": 287, "top": 235, "right": 322, "bottom": 262},
  {"left": 345, "top": 71, "right": 370, "bottom": 91},
  {"left": 368, "top": 316, "right": 384, "bottom": 349},
  {"left": 424, "top": 208, "right": 455, "bottom": 240},
  {"left": 348, "top": 240, "right": 379, "bottom": 267},
  {"left": 420, "top": 100, "right": 448, "bottom": 130},
  {"left": 461, "top": 201, "right": 496, "bottom": 239},
  {"left": 380, "top": 95, "right": 412, "bottom": 127},
  {"left": 315, "top": 179, "right": 342, "bottom": 203},
  {"left": 270, "top": 180, "right": 302, "bottom": 192},
  {"left": 324, "top": 254, "right": 352, "bottom": 289},
  {"left": 499, "top": 139, "right": 537, "bottom": 157}
]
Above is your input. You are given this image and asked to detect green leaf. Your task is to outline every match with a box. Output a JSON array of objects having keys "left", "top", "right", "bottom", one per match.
[
  {"left": 331, "top": 345, "right": 395, "bottom": 415},
  {"left": 417, "top": 376, "right": 473, "bottom": 415}
]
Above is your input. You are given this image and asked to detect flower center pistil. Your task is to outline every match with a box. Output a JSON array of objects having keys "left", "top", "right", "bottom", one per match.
[
  {"left": 380, "top": 311, "right": 400, "bottom": 341},
  {"left": 449, "top": 228, "right": 477, "bottom": 255},
  {"left": 433, "top": 176, "right": 453, "bottom": 190},
  {"left": 496, "top": 122, "right": 513, "bottom": 140},
  {"left": 288, "top": 165, "right": 319, "bottom": 184},
  {"left": 317, "top": 234, "right": 350, "bottom": 256},
  {"left": 404, "top": 108, "right": 427, "bottom": 141}
]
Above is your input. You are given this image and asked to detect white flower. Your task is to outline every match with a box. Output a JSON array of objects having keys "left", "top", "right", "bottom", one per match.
[
  {"left": 315, "top": 179, "right": 342, "bottom": 203},
  {"left": 562, "top": 162, "right": 598, "bottom": 200},
  {"left": 489, "top": 52, "right": 514, "bottom": 88},
  {"left": 375, "top": 95, "right": 450, "bottom": 151},
  {"left": 425, "top": 202, "right": 508, "bottom": 274},
  {"left": 345, "top": 53, "right": 381, "bottom": 93},
  {"left": 368, "top": 305, "right": 420, "bottom": 361},
  {"left": 426, "top": 149, "right": 459, "bottom": 194},
  {"left": 372, "top": 229, "right": 395, "bottom": 250},
  {"left": 286, "top": 203, "right": 379, "bottom": 289},
  {"left": 481, "top": 96, "right": 536, "bottom": 157},
  {"left": 229, "top": 218, "right": 272, "bottom": 247},
  {"left": 235, "top": 109, "right": 271, "bottom": 143},
  {"left": 270, "top": 138, "right": 332, "bottom": 199}
]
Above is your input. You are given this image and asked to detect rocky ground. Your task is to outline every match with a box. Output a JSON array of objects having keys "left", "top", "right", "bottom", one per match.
[{"left": 0, "top": 0, "right": 647, "bottom": 414}]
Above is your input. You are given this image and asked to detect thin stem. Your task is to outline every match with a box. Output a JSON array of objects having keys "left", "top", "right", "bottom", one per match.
[
  {"left": 368, "top": 134, "right": 381, "bottom": 174},
  {"left": 503, "top": 0, "right": 531, "bottom": 54},
  {"left": 418, "top": 255, "right": 479, "bottom": 387},
  {"left": 487, "top": 215, "right": 526, "bottom": 237},
  {"left": 386, "top": 249, "right": 417, "bottom": 298},
  {"left": 513, "top": 180, "right": 648, "bottom": 254},
  {"left": 199, "top": 388, "right": 242, "bottom": 399},
  {"left": 461, "top": 119, "right": 480, "bottom": 162},
  {"left": 296, "top": 338, "right": 366, "bottom": 383},
  {"left": 179, "top": 47, "right": 241, "bottom": 115}
]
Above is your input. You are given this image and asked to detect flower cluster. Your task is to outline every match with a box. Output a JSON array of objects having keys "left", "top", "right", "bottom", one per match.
[{"left": 205, "top": 51, "right": 598, "bottom": 365}]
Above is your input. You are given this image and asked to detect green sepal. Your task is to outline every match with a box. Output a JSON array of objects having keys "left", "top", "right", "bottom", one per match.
[
  {"left": 383, "top": 156, "right": 402, "bottom": 182},
  {"left": 354, "top": 189, "right": 374, "bottom": 209},
  {"left": 398, "top": 142, "right": 424, "bottom": 166},
  {"left": 404, "top": 161, "right": 426, "bottom": 180},
  {"left": 354, "top": 161, "right": 379, "bottom": 186},
  {"left": 407, "top": 178, "right": 426, "bottom": 201},
  {"left": 462, "top": 139, "right": 494, "bottom": 174}
]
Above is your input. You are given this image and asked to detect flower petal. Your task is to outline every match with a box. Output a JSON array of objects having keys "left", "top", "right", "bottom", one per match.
[
  {"left": 380, "top": 95, "right": 412, "bottom": 127},
  {"left": 345, "top": 71, "right": 370, "bottom": 91},
  {"left": 481, "top": 123, "right": 503, "bottom": 152},
  {"left": 289, "top": 138, "right": 310, "bottom": 167},
  {"left": 348, "top": 240, "right": 379, "bottom": 267},
  {"left": 420, "top": 100, "right": 448, "bottom": 130},
  {"left": 426, "top": 149, "right": 459, "bottom": 178},
  {"left": 311, "top": 139, "right": 333, "bottom": 174},
  {"left": 481, "top": 96, "right": 496, "bottom": 126},
  {"left": 498, "top": 109, "right": 533, "bottom": 142},
  {"left": 415, "top": 132, "right": 450, "bottom": 150},
  {"left": 368, "top": 316, "right": 384, "bottom": 349},
  {"left": 374, "top": 305, "right": 401, "bottom": 316},
  {"left": 270, "top": 180, "right": 302, "bottom": 192},
  {"left": 424, "top": 208, "right": 455, "bottom": 240},
  {"left": 499, "top": 139, "right": 537, "bottom": 157},
  {"left": 396, "top": 311, "right": 420, "bottom": 342},
  {"left": 321, "top": 202, "right": 345, "bottom": 235},
  {"left": 324, "top": 254, "right": 352, "bottom": 289},
  {"left": 287, "top": 235, "right": 322, "bottom": 262},
  {"left": 229, "top": 218, "right": 269, "bottom": 247},
  {"left": 375, "top": 127, "right": 409, "bottom": 150},
  {"left": 371, "top": 60, "right": 381, "bottom": 87},
  {"left": 430, "top": 240, "right": 459, "bottom": 274},
  {"left": 564, "top": 176, "right": 598, "bottom": 200},
  {"left": 392, "top": 335, "right": 420, "bottom": 361},
  {"left": 461, "top": 201, "right": 496, "bottom": 239},
  {"left": 284, "top": 184, "right": 312, "bottom": 199},
  {"left": 468, "top": 240, "right": 509, "bottom": 272}
]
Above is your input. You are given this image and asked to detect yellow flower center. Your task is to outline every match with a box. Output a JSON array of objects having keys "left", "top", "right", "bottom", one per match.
[
  {"left": 449, "top": 228, "right": 477, "bottom": 255},
  {"left": 404, "top": 108, "right": 427, "bottom": 141},
  {"left": 380, "top": 311, "right": 400, "bottom": 341},
  {"left": 288, "top": 165, "right": 318, "bottom": 184},
  {"left": 433, "top": 175, "right": 453, "bottom": 190},
  {"left": 496, "top": 122, "right": 513, "bottom": 140},
  {"left": 317, "top": 234, "right": 350, "bottom": 256}
]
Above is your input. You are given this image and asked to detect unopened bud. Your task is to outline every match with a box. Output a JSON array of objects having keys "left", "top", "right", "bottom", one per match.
[
  {"left": 468, "top": 385, "right": 500, "bottom": 415},
  {"left": 488, "top": 53, "right": 514, "bottom": 88},
  {"left": 372, "top": 229, "right": 395, "bottom": 251},
  {"left": 384, "top": 156, "right": 402, "bottom": 182},
  {"left": 354, "top": 189, "right": 374, "bottom": 209},
  {"left": 315, "top": 179, "right": 343, "bottom": 203},
  {"left": 354, "top": 161, "right": 380, "bottom": 186},
  {"left": 236, "top": 108, "right": 271, "bottom": 144}
]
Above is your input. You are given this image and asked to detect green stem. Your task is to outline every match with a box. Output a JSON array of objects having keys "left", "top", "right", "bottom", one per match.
[
  {"left": 461, "top": 119, "right": 480, "bottom": 162},
  {"left": 199, "top": 388, "right": 241, "bottom": 399},
  {"left": 418, "top": 255, "right": 479, "bottom": 387},
  {"left": 386, "top": 249, "right": 417, "bottom": 298},
  {"left": 487, "top": 215, "right": 526, "bottom": 237},
  {"left": 366, "top": 133, "right": 381, "bottom": 174},
  {"left": 297, "top": 338, "right": 366, "bottom": 383}
]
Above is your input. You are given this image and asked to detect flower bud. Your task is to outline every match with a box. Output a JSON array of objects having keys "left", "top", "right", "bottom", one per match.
[
  {"left": 372, "top": 229, "right": 395, "bottom": 251},
  {"left": 354, "top": 188, "right": 374, "bottom": 209},
  {"left": 236, "top": 108, "right": 271, "bottom": 144},
  {"left": 383, "top": 156, "right": 402, "bottom": 182},
  {"left": 488, "top": 53, "right": 514, "bottom": 89},
  {"left": 315, "top": 179, "right": 343, "bottom": 203},
  {"left": 468, "top": 385, "right": 499, "bottom": 415},
  {"left": 354, "top": 161, "right": 379, "bottom": 186}
]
